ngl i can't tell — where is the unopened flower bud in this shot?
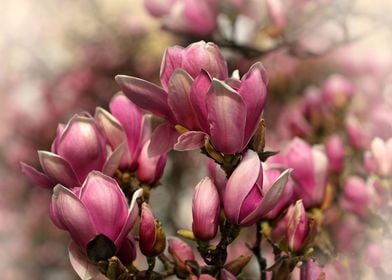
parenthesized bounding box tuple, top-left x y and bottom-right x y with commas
(192, 177, 220, 240)
(136, 140, 167, 184)
(341, 176, 372, 218)
(287, 200, 309, 252)
(168, 237, 195, 276)
(325, 134, 345, 174)
(139, 203, 166, 256)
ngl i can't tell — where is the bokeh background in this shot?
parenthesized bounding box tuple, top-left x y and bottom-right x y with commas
(1, 0, 391, 279)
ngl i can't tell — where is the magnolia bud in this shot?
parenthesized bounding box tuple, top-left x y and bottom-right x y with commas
(139, 203, 166, 256)
(287, 200, 309, 252)
(192, 177, 220, 240)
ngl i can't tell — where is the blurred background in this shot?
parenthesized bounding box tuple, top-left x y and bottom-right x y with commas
(1, 0, 391, 279)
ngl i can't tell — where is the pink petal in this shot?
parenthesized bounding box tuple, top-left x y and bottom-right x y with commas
(115, 188, 143, 247)
(174, 131, 206, 151)
(38, 151, 80, 188)
(109, 93, 143, 161)
(242, 168, 292, 225)
(160, 46, 184, 91)
(238, 62, 268, 145)
(80, 172, 128, 242)
(52, 185, 96, 248)
(224, 150, 260, 224)
(68, 242, 107, 280)
(148, 123, 180, 156)
(168, 69, 200, 130)
(116, 236, 137, 265)
(102, 143, 126, 176)
(207, 79, 247, 154)
(94, 107, 126, 149)
(56, 116, 107, 182)
(116, 75, 175, 122)
(20, 162, 54, 189)
(190, 70, 212, 132)
(137, 140, 167, 184)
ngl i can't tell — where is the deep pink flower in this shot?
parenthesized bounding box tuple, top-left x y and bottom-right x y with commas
(192, 177, 220, 240)
(322, 74, 354, 108)
(21, 114, 122, 189)
(50, 172, 142, 263)
(168, 237, 195, 275)
(223, 150, 291, 226)
(116, 41, 267, 156)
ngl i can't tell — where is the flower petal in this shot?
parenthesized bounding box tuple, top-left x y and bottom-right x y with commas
(190, 70, 212, 132)
(115, 75, 175, 122)
(20, 162, 54, 189)
(68, 242, 107, 280)
(168, 69, 201, 130)
(174, 131, 206, 151)
(52, 185, 96, 248)
(80, 172, 128, 242)
(238, 62, 268, 145)
(94, 107, 126, 149)
(38, 151, 80, 188)
(224, 150, 260, 224)
(160, 46, 184, 91)
(115, 188, 143, 247)
(109, 93, 144, 160)
(102, 143, 126, 176)
(207, 79, 247, 154)
(242, 168, 292, 225)
(148, 123, 180, 156)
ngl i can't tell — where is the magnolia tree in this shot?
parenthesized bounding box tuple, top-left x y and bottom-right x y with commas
(17, 0, 392, 280)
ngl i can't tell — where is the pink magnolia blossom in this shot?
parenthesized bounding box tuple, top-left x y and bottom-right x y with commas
(341, 176, 372, 218)
(21, 114, 122, 189)
(95, 94, 167, 184)
(50, 172, 142, 266)
(144, 0, 219, 37)
(282, 138, 328, 209)
(322, 74, 355, 108)
(116, 41, 268, 155)
(325, 134, 345, 174)
(192, 177, 220, 240)
(365, 137, 392, 177)
(223, 150, 291, 226)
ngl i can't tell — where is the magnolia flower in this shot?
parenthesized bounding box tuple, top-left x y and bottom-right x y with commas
(322, 74, 354, 108)
(341, 176, 372, 218)
(95, 94, 167, 183)
(50, 172, 142, 270)
(364, 137, 392, 177)
(144, 0, 219, 37)
(168, 237, 195, 277)
(325, 134, 345, 174)
(283, 138, 328, 209)
(223, 150, 291, 226)
(116, 41, 267, 156)
(192, 177, 220, 240)
(21, 114, 122, 189)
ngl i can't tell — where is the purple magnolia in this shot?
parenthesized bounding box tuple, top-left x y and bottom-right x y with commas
(21, 114, 122, 189)
(223, 150, 291, 226)
(116, 41, 267, 156)
(282, 138, 328, 209)
(192, 177, 220, 240)
(50, 172, 142, 265)
(95, 94, 167, 183)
